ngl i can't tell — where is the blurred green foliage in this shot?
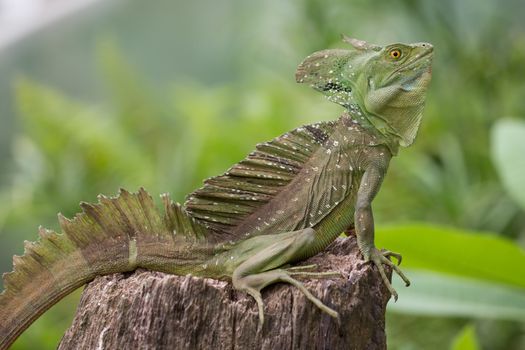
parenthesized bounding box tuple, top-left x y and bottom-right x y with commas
(491, 119, 525, 211)
(378, 225, 525, 289)
(451, 325, 480, 350)
(1, 0, 525, 349)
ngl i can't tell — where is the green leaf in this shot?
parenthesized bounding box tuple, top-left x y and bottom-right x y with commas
(376, 224, 525, 289)
(491, 118, 525, 211)
(451, 324, 480, 350)
(389, 270, 525, 322)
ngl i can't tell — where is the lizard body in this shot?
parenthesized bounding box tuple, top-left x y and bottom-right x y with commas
(0, 36, 433, 349)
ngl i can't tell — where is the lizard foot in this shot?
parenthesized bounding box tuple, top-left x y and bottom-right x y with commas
(231, 227, 340, 326)
(285, 264, 343, 278)
(284, 263, 318, 270)
(233, 269, 339, 326)
(368, 247, 410, 301)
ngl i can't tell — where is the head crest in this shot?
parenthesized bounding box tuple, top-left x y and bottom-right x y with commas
(341, 34, 381, 51)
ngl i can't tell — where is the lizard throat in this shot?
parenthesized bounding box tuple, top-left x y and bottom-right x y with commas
(342, 108, 400, 156)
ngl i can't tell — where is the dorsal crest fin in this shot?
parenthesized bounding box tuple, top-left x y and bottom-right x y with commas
(0, 188, 210, 349)
(183, 121, 337, 240)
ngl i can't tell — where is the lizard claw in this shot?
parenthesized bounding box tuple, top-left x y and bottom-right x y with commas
(380, 249, 402, 265)
(368, 247, 411, 300)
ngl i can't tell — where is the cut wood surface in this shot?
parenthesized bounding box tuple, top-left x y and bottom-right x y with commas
(59, 235, 391, 350)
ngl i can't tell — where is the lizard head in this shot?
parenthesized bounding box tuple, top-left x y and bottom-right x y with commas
(296, 36, 433, 147)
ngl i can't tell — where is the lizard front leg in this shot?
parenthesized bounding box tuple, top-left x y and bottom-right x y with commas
(355, 164, 411, 300)
(232, 228, 339, 326)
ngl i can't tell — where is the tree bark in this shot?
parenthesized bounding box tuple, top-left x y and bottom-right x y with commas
(59, 235, 391, 350)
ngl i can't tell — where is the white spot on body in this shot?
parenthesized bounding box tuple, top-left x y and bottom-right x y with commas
(128, 238, 138, 269)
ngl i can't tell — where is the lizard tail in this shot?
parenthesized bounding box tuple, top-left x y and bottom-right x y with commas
(0, 188, 206, 349)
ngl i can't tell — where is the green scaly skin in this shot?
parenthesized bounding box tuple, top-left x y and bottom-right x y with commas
(0, 36, 432, 348)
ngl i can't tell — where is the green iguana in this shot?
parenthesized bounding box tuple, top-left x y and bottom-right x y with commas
(0, 36, 433, 349)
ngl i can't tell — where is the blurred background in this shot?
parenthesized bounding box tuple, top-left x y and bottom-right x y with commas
(1, 0, 524, 349)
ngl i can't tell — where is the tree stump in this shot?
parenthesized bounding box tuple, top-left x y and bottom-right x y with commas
(59, 235, 391, 349)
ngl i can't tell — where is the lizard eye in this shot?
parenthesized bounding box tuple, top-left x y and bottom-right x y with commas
(389, 49, 402, 60)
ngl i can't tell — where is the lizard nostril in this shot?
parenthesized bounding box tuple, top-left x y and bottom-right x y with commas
(420, 43, 433, 51)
